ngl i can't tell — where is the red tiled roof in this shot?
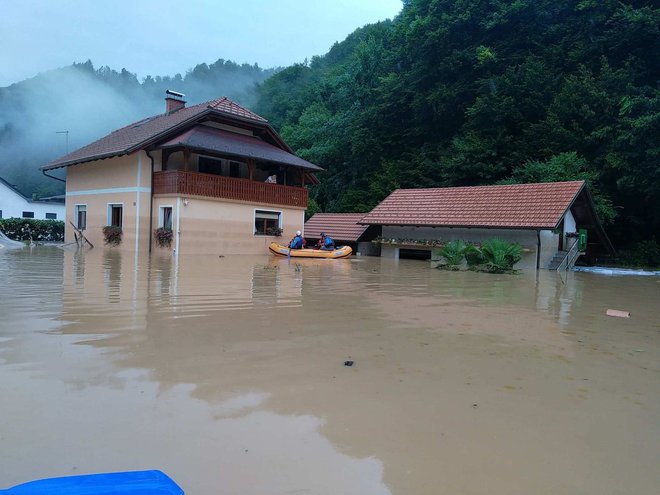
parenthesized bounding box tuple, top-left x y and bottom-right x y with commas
(42, 97, 271, 170)
(359, 181, 586, 229)
(159, 125, 322, 171)
(305, 213, 371, 242)
(207, 97, 267, 122)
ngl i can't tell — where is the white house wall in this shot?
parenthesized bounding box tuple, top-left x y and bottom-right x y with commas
(380, 225, 545, 270)
(0, 182, 65, 220)
(564, 209, 576, 235)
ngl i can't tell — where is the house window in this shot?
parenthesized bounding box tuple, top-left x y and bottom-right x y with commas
(22, 211, 34, 218)
(254, 210, 281, 236)
(108, 204, 123, 228)
(160, 206, 173, 230)
(198, 156, 223, 175)
(75, 205, 87, 230)
(46, 213, 57, 220)
(0, 210, 3, 219)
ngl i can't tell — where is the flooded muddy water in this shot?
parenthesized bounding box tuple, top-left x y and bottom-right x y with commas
(1, 246, 659, 494)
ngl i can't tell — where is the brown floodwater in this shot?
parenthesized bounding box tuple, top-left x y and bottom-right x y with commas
(0, 246, 659, 494)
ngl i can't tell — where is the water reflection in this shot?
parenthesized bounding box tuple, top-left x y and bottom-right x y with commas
(1, 247, 659, 495)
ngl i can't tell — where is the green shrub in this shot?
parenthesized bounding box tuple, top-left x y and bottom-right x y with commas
(617, 239, 660, 268)
(438, 240, 468, 268)
(478, 238, 523, 273)
(102, 226, 122, 246)
(0, 218, 64, 242)
(464, 244, 484, 267)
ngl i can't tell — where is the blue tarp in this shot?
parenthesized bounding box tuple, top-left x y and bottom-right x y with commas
(0, 470, 183, 495)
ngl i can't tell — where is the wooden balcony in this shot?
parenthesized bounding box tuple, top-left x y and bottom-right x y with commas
(153, 170, 308, 208)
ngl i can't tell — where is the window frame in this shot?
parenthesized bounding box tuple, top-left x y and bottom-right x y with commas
(254, 209, 282, 236)
(45, 212, 57, 220)
(22, 211, 35, 218)
(159, 205, 174, 230)
(74, 204, 87, 230)
(107, 203, 124, 228)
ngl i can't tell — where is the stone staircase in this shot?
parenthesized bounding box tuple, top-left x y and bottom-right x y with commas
(547, 250, 569, 270)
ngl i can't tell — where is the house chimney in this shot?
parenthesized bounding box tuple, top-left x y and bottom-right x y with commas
(165, 89, 186, 113)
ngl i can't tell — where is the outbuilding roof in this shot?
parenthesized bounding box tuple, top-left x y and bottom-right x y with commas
(41, 97, 288, 171)
(305, 213, 371, 242)
(360, 181, 586, 230)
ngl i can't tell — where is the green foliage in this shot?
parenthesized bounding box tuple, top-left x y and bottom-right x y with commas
(498, 152, 617, 224)
(256, 0, 660, 247)
(0, 218, 64, 242)
(153, 227, 173, 248)
(305, 197, 322, 220)
(102, 226, 122, 246)
(616, 239, 660, 268)
(438, 240, 468, 267)
(478, 238, 524, 273)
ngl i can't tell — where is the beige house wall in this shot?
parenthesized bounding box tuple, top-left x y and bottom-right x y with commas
(65, 152, 151, 251)
(65, 150, 306, 255)
(152, 195, 305, 256)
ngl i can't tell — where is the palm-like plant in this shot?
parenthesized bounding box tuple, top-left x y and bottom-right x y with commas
(439, 240, 468, 268)
(479, 238, 523, 273)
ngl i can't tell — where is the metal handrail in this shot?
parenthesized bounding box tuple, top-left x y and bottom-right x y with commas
(556, 237, 580, 271)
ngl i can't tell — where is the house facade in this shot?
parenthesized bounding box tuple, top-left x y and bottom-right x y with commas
(0, 177, 65, 221)
(359, 181, 614, 270)
(41, 93, 321, 255)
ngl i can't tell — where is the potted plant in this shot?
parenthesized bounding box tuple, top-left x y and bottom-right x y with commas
(154, 227, 174, 248)
(102, 226, 122, 246)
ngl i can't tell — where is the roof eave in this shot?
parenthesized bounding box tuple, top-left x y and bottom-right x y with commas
(357, 221, 555, 230)
(41, 107, 275, 171)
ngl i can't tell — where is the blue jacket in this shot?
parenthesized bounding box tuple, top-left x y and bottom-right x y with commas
(321, 236, 334, 248)
(289, 235, 304, 249)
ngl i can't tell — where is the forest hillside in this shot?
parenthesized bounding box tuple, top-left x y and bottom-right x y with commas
(255, 0, 659, 250)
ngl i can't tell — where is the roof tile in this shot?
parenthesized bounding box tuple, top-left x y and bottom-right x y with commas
(305, 213, 371, 242)
(43, 97, 269, 170)
(360, 182, 585, 229)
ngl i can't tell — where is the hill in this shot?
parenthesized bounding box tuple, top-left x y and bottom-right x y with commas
(255, 0, 659, 251)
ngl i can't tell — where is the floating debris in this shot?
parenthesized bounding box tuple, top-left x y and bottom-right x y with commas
(606, 309, 630, 318)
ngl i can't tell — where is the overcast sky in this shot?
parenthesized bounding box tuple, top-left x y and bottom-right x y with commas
(0, 0, 402, 87)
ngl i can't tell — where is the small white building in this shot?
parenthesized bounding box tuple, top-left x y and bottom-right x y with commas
(0, 177, 65, 221)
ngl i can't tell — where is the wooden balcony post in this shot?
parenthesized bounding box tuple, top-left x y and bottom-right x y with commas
(247, 159, 255, 181)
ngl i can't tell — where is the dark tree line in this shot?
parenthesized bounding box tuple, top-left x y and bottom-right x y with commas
(256, 0, 659, 250)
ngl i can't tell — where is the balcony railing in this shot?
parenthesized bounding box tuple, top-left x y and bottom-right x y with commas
(153, 170, 308, 208)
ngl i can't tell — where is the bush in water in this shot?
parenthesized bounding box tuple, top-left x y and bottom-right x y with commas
(0, 218, 64, 242)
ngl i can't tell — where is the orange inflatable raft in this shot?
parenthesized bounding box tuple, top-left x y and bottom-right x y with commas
(268, 242, 352, 259)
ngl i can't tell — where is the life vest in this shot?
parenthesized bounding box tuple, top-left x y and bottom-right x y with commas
(289, 235, 303, 249)
(324, 236, 334, 247)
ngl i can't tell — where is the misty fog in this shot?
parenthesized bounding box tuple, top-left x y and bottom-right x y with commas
(0, 60, 274, 197)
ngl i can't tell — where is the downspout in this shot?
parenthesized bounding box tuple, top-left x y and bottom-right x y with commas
(145, 150, 155, 253)
(42, 169, 66, 183)
(536, 230, 541, 270)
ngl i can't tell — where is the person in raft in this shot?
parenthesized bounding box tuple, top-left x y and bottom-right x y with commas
(289, 230, 305, 249)
(316, 232, 335, 251)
